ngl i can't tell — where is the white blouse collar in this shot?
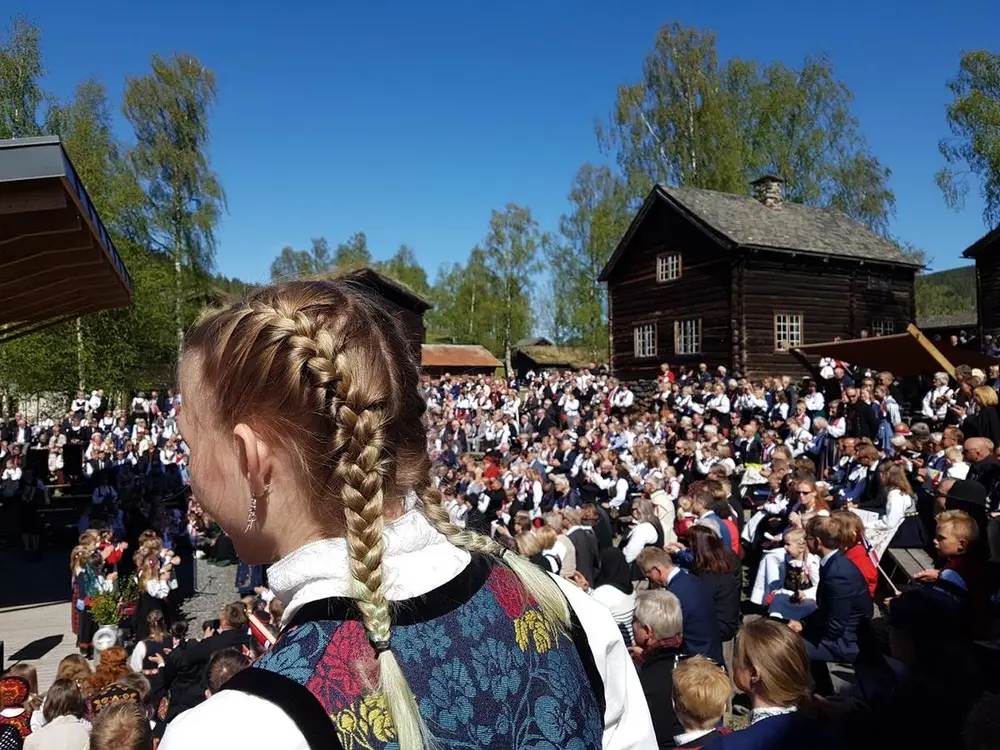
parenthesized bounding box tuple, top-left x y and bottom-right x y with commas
(267, 507, 471, 625)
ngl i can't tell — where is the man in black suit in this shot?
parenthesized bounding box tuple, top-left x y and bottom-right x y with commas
(637, 547, 724, 665)
(789, 516, 871, 675)
(157, 601, 250, 721)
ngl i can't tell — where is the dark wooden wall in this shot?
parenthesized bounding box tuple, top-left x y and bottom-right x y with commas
(741, 253, 915, 378)
(607, 201, 733, 381)
(977, 256, 1000, 335)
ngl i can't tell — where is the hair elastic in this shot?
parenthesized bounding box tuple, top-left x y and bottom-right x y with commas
(369, 638, 392, 655)
(496, 546, 508, 560)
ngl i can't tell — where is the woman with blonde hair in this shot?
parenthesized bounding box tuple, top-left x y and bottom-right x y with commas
(159, 280, 654, 749)
(713, 619, 827, 748)
(960, 384, 1000, 445)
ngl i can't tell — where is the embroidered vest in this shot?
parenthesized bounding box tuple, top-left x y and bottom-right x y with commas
(235, 555, 604, 750)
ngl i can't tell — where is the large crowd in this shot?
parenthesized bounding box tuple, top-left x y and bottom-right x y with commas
(4, 348, 1000, 749)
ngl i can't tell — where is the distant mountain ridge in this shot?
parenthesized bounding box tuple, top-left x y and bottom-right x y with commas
(916, 265, 977, 319)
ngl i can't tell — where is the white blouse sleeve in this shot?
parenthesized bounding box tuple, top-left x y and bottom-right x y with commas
(623, 523, 658, 564)
(146, 579, 171, 599)
(129, 641, 147, 673)
(869, 489, 912, 530)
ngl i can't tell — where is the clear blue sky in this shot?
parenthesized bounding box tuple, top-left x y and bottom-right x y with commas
(21, 0, 999, 283)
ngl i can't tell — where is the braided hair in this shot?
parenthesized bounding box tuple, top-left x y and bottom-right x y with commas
(184, 279, 569, 750)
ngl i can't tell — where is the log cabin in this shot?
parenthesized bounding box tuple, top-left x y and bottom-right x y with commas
(599, 177, 920, 381)
(962, 225, 1000, 339)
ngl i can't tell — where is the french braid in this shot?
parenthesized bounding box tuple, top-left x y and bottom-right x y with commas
(183, 279, 570, 750)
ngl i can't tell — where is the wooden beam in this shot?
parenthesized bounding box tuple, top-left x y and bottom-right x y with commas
(2, 272, 121, 308)
(907, 323, 956, 378)
(0, 255, 105, 294)
(0, 182, 67, 214)
(0, 307, 106, 344)
(0, 208, 79, 242)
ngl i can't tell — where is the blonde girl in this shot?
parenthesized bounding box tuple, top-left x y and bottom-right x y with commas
(159, 280, 654, 750)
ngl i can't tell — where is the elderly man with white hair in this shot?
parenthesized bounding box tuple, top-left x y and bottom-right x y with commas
(921, 371, 954, 426)
(631, 589, 689, 748)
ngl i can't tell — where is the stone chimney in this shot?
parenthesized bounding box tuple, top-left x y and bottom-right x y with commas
(751, 175, 785, 207)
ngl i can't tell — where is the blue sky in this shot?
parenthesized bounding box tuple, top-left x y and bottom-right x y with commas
(19, 0, 999, 283)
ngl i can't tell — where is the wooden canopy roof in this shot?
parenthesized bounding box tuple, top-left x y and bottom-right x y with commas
(0, 137, 132, 343)
(791, 324, 997, 378)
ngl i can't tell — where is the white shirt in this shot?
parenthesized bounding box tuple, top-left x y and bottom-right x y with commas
(161, 510, 657, 750)
(622, 522, 659, 564)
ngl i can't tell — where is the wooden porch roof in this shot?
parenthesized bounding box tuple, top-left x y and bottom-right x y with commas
(0, 137, 132, 344)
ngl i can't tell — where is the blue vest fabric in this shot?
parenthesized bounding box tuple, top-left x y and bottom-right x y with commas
(253, 556, 604, 750)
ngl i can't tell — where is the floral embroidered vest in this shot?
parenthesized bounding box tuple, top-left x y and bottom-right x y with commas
(240, 555, 604, 750)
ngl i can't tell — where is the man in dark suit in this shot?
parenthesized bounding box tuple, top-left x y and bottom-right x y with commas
(789, 516, 871, 667)
(157, 601, 250, 721)
(637, 547, 724, 665)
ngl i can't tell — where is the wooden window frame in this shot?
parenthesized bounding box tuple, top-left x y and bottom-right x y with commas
(774, 312, 804, 352)
(674, 318, 702, 356)
(656, 252, 682, 283)
(871, 318, 895, 337)
(633, 322, 657, 359)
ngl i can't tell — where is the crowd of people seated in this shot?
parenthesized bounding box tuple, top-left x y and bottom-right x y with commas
(418, 361, 1000, 747)
(7, 354, 1000, 748)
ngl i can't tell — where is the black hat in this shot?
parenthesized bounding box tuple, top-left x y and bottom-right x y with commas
(945, 479, 988, 508)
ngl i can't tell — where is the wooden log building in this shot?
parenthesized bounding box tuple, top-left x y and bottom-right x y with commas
(599, 177, 920, 381)
(421, 344, 502, 378)
(962, 225, 1000, 339)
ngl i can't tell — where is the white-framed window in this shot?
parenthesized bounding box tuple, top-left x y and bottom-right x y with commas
(633, 323, 657, 358)
(657, 253, 682, 282)
(774, 313, 803, 351)
(872, 318, 895, 337)
(675, 318, 702, 355)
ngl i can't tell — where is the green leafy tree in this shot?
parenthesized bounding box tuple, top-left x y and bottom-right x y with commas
(333, 232, 371, 271)
(270, 238, 333, 280)
(123, 52, 226, 355)
(937, 50, 1000, 228)
(548, 164, 632, 356)
(599, 22, 895, 234)
(0, 16, 44, 138)
(428, 248, 502, 351)
(374, 245, 431, 297)
(482, 205, 544, 373)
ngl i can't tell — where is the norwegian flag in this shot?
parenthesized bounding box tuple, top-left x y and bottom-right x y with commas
(862, 533, 880, 566)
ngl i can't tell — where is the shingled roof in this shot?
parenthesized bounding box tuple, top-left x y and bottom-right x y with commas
(599, 184, 920, 281)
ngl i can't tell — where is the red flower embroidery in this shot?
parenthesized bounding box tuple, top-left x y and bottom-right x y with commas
(305, 621, 377, 712)
(488, 567, 528, 618)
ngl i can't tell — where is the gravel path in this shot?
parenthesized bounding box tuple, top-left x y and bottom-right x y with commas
(180, 557, 238, 626)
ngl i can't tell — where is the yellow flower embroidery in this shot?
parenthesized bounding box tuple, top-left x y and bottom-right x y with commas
(514, 608, 555, 654)
(360, 693, 396, 742)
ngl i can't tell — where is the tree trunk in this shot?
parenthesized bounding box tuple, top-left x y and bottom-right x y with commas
(503, 282, 513, 377)
(174, 241, 184, 358)
(76, 317, 85, 391)
(468, 286, 476, 337)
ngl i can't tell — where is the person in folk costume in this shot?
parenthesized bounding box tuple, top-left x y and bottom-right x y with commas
(74, 548, 114, 658)
(160, 280, 656, 750)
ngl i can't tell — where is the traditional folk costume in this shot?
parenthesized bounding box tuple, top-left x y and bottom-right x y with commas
(160, 510, 655, 750)
(0, 677, 32, 740)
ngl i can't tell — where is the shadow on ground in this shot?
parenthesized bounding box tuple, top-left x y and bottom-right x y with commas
(8, 634, 64, 662)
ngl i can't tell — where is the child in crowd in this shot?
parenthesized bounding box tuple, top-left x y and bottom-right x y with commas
(670, 655, 734, 749)
(915, 509, 989, 634)
(89, 701, 152, 750)
(831, 510, 877, 598)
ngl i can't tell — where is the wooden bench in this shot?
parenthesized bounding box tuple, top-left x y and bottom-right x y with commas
(883, 547, 935, 587)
